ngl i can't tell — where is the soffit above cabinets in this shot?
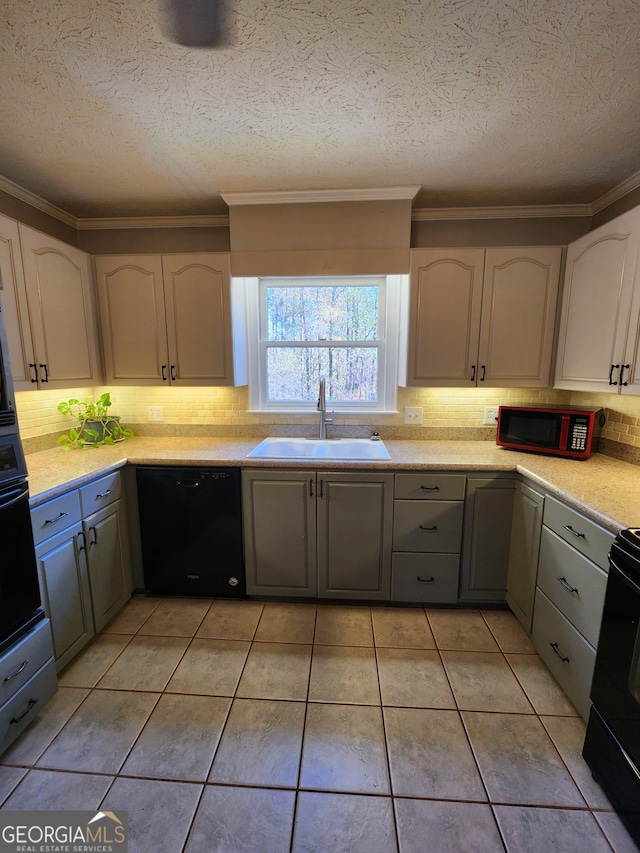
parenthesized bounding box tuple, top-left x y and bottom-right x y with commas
(1, 0, 640, 220)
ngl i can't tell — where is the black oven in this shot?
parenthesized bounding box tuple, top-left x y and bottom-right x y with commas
(0, 293, 43, 651)
(0, 298, 19, 437)
(583, 528, 640, 847)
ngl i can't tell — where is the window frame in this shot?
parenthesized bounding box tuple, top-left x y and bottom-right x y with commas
(242, 274, 404, 414)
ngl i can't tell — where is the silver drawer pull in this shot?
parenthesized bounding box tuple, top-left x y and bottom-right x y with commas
(550, 642, 570, 663)
(420, 485, 440, 491)
(4, 660, 29, 682)
(419, 525, 438, 532)
(563, 524, 585, 539)
(10, 697, 38, 725)
(95, 489, 112, 499)
(417, 576, 436, 584)
(557, 576, 579, 594)
(44, 511, 68, 526)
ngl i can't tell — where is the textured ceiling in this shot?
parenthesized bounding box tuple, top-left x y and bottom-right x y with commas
(1, 0, 639, 218)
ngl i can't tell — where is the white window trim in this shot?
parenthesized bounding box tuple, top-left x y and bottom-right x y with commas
(240, 274, 405, 414)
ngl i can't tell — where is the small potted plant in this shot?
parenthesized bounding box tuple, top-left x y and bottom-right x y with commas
(57, 392, 134, 449)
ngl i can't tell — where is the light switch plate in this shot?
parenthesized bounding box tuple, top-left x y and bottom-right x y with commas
(483, 406, 500, 426)
(148, 406, 164, 422)
(404, 406, 423, 425)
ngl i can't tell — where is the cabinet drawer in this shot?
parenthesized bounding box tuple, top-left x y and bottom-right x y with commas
(0, 658, 57, 754)
(0, 619, 54, 706)
(532, 589, 596, 720)
(393, 500, 464, 552)
(31, 491, 81, 546)
(391, 553, 459, 603)
(543, 496, 615, 570)
(537, 527, 607, 647)
(394, 473, 466, 501)
(79, 470, 122, 515)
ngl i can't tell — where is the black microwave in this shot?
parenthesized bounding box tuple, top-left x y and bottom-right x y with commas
(496, 405, 604, 460)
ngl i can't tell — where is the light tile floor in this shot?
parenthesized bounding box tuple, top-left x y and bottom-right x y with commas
(0, 597, 637, 853)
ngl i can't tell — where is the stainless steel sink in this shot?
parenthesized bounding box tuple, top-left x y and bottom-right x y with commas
(247, 436, 391, 460)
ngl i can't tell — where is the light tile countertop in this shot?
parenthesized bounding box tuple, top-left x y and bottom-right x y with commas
(24, 436, 640, 533)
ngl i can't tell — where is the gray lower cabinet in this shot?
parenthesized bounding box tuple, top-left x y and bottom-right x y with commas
(506, 480, 545, 632)
(391, 473, 465, 603)
(79, 472, 133, 633)
(32, 492, 93, 671)
(531, 495, 615, 720)
(0, 619, 57, 754)
(459, 475, 516, 603)
(242, 469, 394, 599)
(31, 471, 133, 670)
(242, 469, 317, 596)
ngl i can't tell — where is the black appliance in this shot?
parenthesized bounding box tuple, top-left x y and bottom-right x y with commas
(0, 296, 43, 651)
(496, 405, 603, 460)
(136, 466, 245, 597)
(583, 528, 640, 847)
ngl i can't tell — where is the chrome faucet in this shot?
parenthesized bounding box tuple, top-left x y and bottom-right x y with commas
(317, 376, 334, 439)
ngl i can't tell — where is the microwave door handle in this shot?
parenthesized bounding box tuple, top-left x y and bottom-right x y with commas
(558, 414, 570, 451)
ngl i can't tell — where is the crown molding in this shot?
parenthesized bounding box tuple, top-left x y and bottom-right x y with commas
(76, 214, 229, 230)
(220, 186, 422, 206)
(0, 174, 78, 227)
(591, 168, 640, 214)
(411, 204, 592, 221)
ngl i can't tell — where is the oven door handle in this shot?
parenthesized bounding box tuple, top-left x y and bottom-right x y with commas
(0, 482, 29, 510)
(609, 555, 640, 596)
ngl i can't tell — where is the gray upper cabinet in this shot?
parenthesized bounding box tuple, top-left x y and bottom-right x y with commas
(405, 247, 561, 388)
(95, 252, 240, 386)
(459, 475, 516, 602)
(0, 216, 101, 390)
(554, 206, 640, 395)
(242, 469, 393, 600)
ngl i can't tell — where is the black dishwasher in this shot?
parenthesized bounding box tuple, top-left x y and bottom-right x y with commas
(136, 467, 245, 597)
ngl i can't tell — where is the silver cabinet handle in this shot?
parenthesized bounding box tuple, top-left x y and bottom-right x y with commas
(557, 576, 579, 594)
(550, 642, 570, 663)
(4, 660, 29, 682)
(563, 524, 585, 539)
(95, 489, 112, 499)
(419, 525, 438, 531)
(44, 511, 68, 526)
(420, 485, 440, 492)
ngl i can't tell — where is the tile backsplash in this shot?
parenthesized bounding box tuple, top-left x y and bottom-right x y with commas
(16, 384, 640, 460)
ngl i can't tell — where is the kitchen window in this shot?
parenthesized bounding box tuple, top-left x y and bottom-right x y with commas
(243, 275, 405, 413)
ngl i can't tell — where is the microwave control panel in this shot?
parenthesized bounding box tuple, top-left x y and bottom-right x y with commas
(569, 415, 590, 452)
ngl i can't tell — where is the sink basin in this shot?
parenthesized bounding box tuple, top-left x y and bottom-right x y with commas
(247, 436, 391, 460)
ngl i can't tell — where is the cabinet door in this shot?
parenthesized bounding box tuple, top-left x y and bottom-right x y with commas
(19, 225, 100, 388)
(317, 472, 394, 600)
(34, 523, 94, 671)
(84, 499, 133, 633)
(621, 259, 640, 395)
(406, 248, 485, 386)
(162, 253, 234, 385)
(0, 215, 36, 389)
(554, 207, 640, 393)
(242, 470, 317, 596)
(459, 476, 515, 602)
(506, 480, 545, 632)
(95, 254, 168, 384)
(479, 248, 561, 387)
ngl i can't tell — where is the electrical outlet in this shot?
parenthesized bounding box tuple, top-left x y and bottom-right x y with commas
(404, 406, 423, 425)
(483, 406, 500, 426)
(148, 406, 164, 422)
